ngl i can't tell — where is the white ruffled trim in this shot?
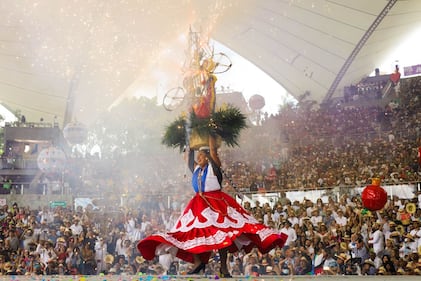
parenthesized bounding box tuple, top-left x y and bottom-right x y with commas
(170, 206, 259, 232)
(155, 227, 277, 254)
(154, 206, 280, 254)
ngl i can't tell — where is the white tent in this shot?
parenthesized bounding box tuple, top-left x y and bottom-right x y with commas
(1, 0, 420, 126)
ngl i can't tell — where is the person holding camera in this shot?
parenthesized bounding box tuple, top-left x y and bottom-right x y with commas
(350, 235, 369, 268)
(279, 247, 295, 275)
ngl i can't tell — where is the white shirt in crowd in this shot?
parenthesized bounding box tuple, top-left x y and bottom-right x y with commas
(288, 216, 299, 227)
(334, 212, 348, 227)
(368, 229, 384, 255)
(310, 215, 322, 226)
(409, 226, 421, 251)
(280, 225, 297, 246)
(70, 221, 83, 236)
(95, 238, 108, 274)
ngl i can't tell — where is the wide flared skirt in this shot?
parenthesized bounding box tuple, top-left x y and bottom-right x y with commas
(137, 190, 287, 264)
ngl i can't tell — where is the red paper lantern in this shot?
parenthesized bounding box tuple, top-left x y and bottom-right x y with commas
(361, 178, 388, 211)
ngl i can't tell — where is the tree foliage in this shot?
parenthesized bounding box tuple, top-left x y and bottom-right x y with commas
(86, 96, 177, 159)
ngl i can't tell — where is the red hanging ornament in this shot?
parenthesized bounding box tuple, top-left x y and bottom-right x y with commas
(361, 178, 388, 211)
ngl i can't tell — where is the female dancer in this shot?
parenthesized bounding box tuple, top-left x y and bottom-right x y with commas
(137, 136, 287, 277)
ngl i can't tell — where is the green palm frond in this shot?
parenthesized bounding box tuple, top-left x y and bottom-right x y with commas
(161, 116, 187, 152)
(162, 105, 247, 151)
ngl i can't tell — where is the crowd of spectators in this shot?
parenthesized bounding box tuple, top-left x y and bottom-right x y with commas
(222, 76, 421, 192)
(0, 190, 420, 276)
(0, 76, 421, 277)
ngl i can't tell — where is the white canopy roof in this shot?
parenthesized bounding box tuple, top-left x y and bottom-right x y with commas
(1, 0, 420, 126)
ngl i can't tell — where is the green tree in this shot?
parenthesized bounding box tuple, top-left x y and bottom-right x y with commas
(87, 96, 177, 158)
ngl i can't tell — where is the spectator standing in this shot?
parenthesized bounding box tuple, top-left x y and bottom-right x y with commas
(287, 209, 299, 227)
(115, 231, 127, 258)
(399, 234, 417, 258)
(368, 223, 385, 256)
(323, 209, 335, 228)
(390, 65, 401, 91)
(5, 229, 19, 252)
(37, 240, 57, 269)
(351, 235, 369, 267)
(279, 247, 295, 275)
(81, 242, 96, 275)
(70, 218, 83, 236)
(95, 237, 108, 274)
(310, 209, 323, 226)
(409, 221, 420, 248)
(280, 221, 297, 246)
(335, 209, 348, 227)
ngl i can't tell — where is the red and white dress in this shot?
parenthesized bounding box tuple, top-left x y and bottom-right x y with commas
(137, 163, 287, 264)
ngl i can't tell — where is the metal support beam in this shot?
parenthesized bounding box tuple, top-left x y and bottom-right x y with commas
(63, 70, 80, 126)
(323, 0, 398, 103)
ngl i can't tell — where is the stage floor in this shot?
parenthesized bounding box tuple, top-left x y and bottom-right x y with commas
(5, 275, 418, 281)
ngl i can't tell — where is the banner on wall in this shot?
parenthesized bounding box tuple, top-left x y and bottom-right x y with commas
(403, 64, 421, 76)
(236, 184, 417, 205)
